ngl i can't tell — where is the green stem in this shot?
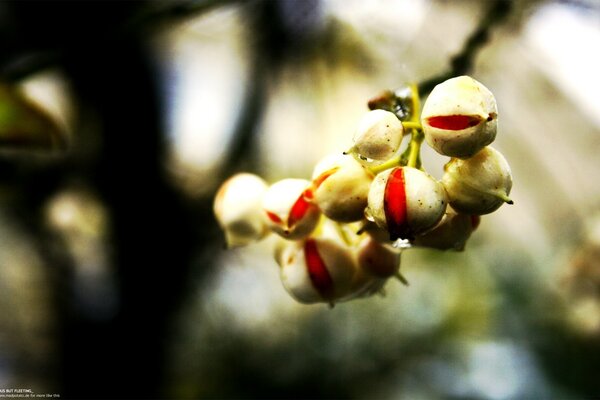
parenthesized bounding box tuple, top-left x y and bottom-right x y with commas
(406, 84, 423, 169)
(368, 155, 402, 175)
(406, 132, 423, 169)
(401, 121, 422, 131)
(409, 83, 421, 120)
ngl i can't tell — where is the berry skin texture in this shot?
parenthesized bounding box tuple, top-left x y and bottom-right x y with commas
(366, 167, 448, 241)
(352, 109, 405, 161)
(309, 153, 374, 222)
(262, 178, 321, 240)
(442, 146, 513, 215)
(213, 173, 270, 247)
(421, 76, 497, 159)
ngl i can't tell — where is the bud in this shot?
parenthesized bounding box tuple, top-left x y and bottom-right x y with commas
(213, 173, 269, 247)
(442, 146, 513, 215)
(275, 236, 358, 305)
(412, 207, 480, 251)
(351, 109, 405, 161)
(366, 167, 447, 240)
(421, 76, 497, 159)
(308, 153, 374, 222)
(262, 178, 321, 240)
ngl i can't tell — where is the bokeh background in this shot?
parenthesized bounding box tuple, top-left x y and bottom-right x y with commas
(1, 0, 600, 398)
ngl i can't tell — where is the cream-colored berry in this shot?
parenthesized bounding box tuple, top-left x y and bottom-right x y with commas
(276, 236, 358, 305)
(262, 178, 321, 240)
(442, 146, 513, 215)
(352, 109, 405, 161)
(309, 153, 374, 222)
(421, 76, 497, 159)
(366, 167, 447, 240)
(213, 173, 269, 247)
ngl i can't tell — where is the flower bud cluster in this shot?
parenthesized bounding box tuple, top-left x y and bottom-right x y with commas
(213, 76, 513, 306)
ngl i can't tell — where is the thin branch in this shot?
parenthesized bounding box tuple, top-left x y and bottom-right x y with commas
(418, 0, 512, 95)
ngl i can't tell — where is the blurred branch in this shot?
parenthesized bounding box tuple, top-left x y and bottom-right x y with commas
(0, 0, 237, 83)
(368, 0, 512, 119)
(418, 0, 512, 95)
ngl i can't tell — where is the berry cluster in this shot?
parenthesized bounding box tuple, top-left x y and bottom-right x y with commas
(213, 76, 513, 306)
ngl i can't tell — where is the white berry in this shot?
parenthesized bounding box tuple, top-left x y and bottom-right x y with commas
(262, 178, 321, 240)
(276, 236, 358, 305)
(366, 167, 447, 240)
(442, 146, 513, 215)
(213, 173, 269, 247)
(309, 153, 374, 222)
(421, 76, 497, 159)
(352, 109, 405, 161)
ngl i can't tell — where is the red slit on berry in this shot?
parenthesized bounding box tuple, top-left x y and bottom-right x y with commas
(288, 194, 312, 228)
(266, 211, 282, 224)
(426, 115, 483, 130)
(305, 167, 339, 200)
(384, 168, 409, 240)
(313, 167, 339, 189)
(304, 239, 334, 299)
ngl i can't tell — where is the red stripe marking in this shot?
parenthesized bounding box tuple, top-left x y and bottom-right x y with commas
(384, 167, 409, 240)
(313, 167, 339, 189)
(288, 193, 312, 228)
(266, 211, 282, 224)
(304, 239, 334, 299)
(305, 167, 340, 201)
(427, 115, 483, 130)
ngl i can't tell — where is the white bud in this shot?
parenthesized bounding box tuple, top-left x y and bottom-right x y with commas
(442, 146, 513, 215)
(366, 167, 447, 240)
(262, 178, 321, 240)
(421, 76, 497, 159)
(213, 173, 269, 247)
(352, 109, 404, 161)
(309, 153, 374, 222)
(412, 207, 480, 251)
(276, 236, 358, 305)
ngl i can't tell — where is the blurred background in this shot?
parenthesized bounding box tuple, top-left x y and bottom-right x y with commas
(1, 0, 599, 398)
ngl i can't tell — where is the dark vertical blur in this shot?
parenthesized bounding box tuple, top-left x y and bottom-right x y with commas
(0, 0, 332, 397)
(1, 1, 200, 398)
